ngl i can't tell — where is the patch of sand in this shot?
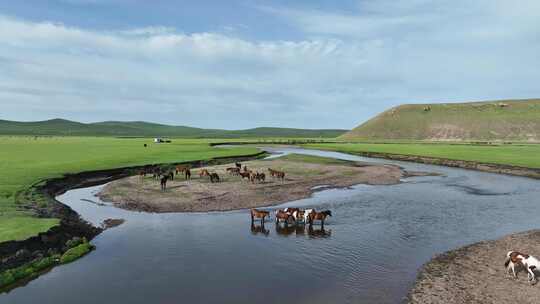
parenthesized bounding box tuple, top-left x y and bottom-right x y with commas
(409, 230, 540, 304)
(97, 157, 415, 213)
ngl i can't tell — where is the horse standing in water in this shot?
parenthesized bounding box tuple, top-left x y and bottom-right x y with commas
(275, 210, 295, 226)
(160, 175, 169, 191)
(250, 209, 270, 224)
(307, 210, 332, 227)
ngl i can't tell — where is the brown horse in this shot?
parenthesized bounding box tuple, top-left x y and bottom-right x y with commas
(308, 210, 332, 227)
(250, 209, 270, 224)
(239, 171, 251, 180)
(275, 210, 294, 225)
(176, 165, 189, 175)
(268, 168, 285, 181)
(226, 167, 240, 175)
(199, 169, 210, 178)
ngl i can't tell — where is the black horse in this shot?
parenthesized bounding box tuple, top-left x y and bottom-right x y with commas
(210, 173, 220, 183)
(160, 175, 169, 191)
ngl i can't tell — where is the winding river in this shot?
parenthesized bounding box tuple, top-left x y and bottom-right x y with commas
(3, 147, 540, 304)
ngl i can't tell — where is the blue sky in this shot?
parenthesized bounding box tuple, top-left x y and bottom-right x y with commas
(1, 0, 539, 129)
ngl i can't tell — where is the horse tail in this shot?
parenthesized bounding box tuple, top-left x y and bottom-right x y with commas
(504, 251, 513, 268)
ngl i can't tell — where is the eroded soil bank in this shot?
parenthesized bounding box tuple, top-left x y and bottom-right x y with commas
(98, 154, 427, 213)
(409, 230, 540, 304)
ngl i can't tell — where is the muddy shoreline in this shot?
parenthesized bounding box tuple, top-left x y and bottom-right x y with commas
(409, 229, 540, 304)
(0, 151, 267, 274)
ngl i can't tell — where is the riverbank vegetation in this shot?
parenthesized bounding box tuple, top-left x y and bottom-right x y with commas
(302, 142, 540, 169)
(0, 237, 94, 290)
(0, 136, 259, 243)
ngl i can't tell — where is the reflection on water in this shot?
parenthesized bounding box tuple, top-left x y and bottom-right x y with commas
(251, 223, 270, 236)
(3, 147, 540, 304)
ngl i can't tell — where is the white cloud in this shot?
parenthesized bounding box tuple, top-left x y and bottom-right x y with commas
(0, 0, 539, 129)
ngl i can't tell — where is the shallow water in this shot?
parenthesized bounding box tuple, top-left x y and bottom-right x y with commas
(3, 147, 540, 304)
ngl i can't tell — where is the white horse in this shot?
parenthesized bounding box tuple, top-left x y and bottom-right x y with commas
(303, 209, 314, 223)
(505, 251, 540, 283)
(505, 251, 525, 278)
(522, 254, 540, 283)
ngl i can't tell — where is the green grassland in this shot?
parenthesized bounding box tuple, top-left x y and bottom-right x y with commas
(303, 143, 540, 169)
(341, 99, 540, 141)
(0, 119, 347, 138)
(0, 137, 259, 243)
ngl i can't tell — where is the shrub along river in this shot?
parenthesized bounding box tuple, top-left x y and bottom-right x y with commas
(2, 147, 540, 304)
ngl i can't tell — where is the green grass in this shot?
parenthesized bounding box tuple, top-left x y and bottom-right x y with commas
(342, 98, 540, 141)
(0, 254, 60, 288)
(303, 143, 540, 169)
(0, 136, 259, 242)
(60, 241, 94, 264)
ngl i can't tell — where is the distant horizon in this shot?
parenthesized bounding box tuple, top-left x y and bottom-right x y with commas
(1, 1, 539, 129)
(0, 117, 350, 132)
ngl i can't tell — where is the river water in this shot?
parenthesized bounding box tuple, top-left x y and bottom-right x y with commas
(2, 147, 540, 304)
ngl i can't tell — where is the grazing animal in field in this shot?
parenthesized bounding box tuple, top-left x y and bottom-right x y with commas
(236, 162, 242, 169)
(226, 167, 240, 176)
(506, 251, 540, 283)
(275, 210, 294, 225)
(210, 173, 220, 183)
(250, 209, 270, 224)
(199, 169, 210, 178)
(268, 168, 285, 181)
(185, 168, 191, 180)
(160, 175, 169, 191)
(308, 210, 332, 227)
(175, 165, 189, 175)
(239, 172, 251, 180)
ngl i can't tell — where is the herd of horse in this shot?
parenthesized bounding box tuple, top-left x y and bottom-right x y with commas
(250, 207, 332, 227)
(137, 162, 287, 191)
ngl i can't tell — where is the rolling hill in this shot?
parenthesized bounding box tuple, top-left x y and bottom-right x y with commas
(0, 119, 347, 138)
(341, 99, 540, 142)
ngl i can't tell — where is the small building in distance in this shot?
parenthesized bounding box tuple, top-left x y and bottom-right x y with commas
(154, 137, 171, 143)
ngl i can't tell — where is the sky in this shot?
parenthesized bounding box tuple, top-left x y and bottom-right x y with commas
(0, 0, 539, 129)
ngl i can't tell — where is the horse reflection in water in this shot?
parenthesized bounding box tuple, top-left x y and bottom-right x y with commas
(250, 222, 270, 236)
(308, 225, 332, 238)
(274, 223, 331, 238)
(276, 223, 306, 237)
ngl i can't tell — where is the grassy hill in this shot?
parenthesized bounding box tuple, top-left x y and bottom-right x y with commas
(0, 119, 347, 138)
(341, 99, 540, 142)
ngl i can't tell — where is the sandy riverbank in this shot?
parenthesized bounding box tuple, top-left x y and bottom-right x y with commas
(409, 229, 540, 304)
(97, 154, 427, 213)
